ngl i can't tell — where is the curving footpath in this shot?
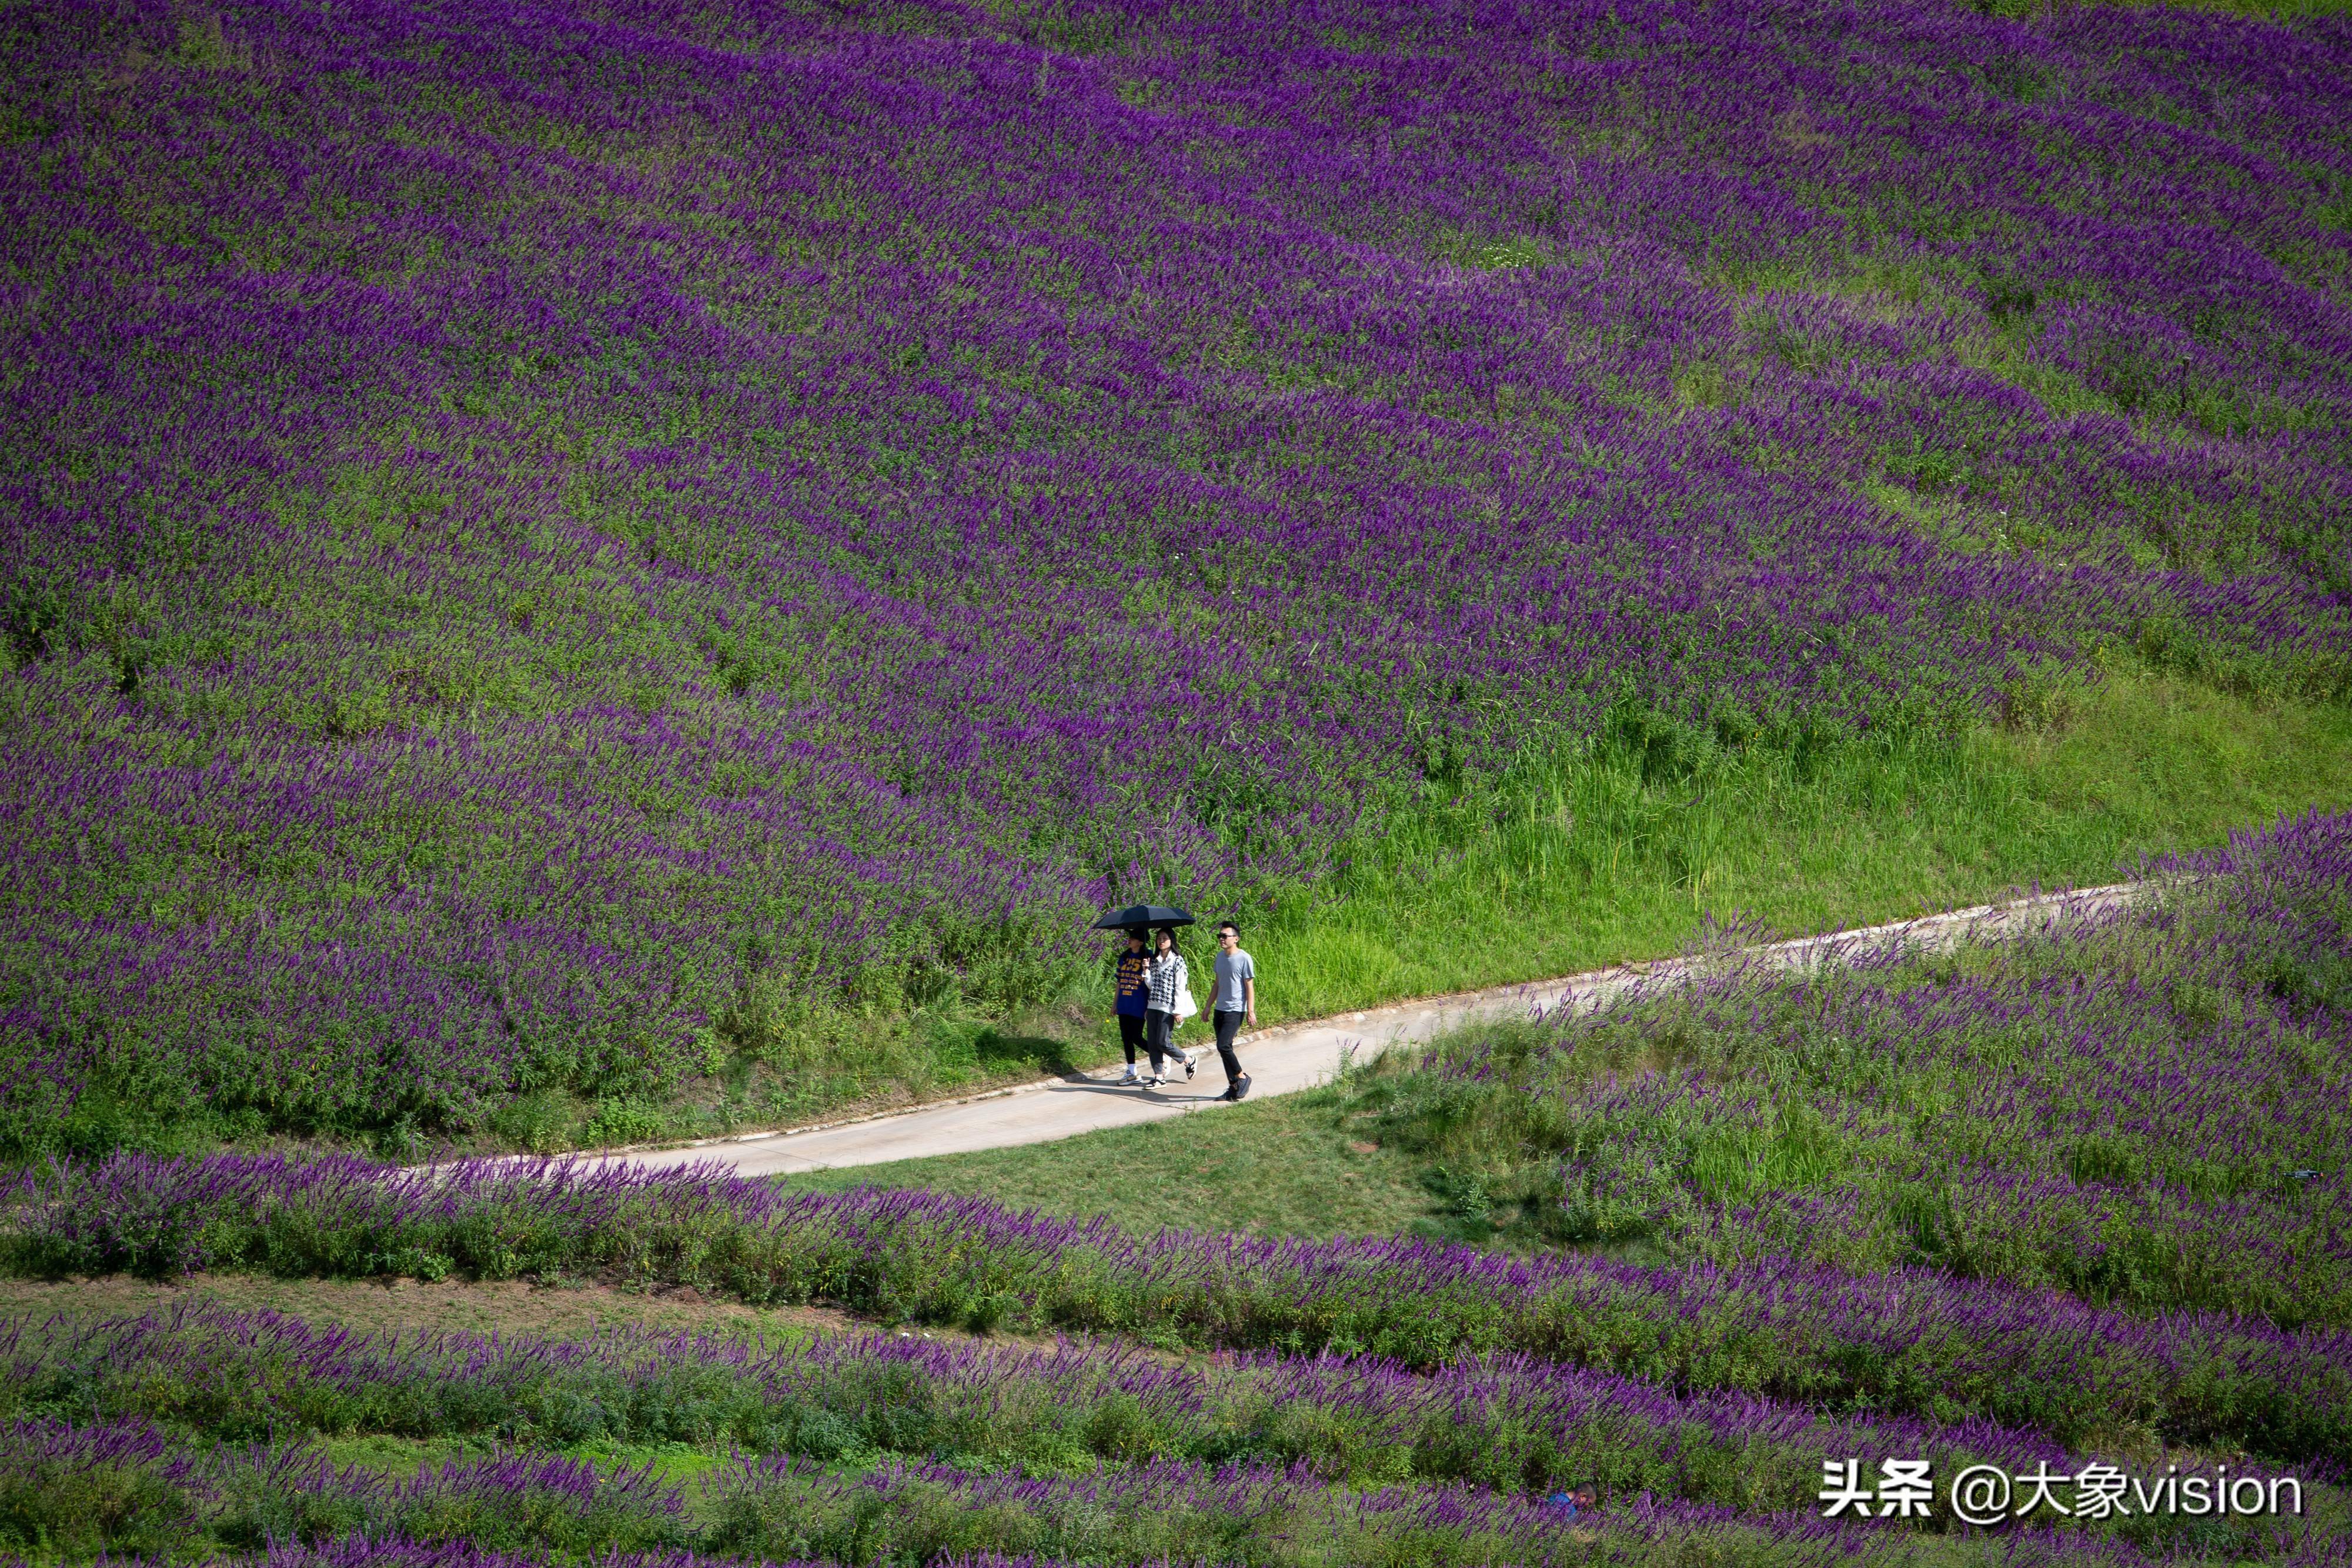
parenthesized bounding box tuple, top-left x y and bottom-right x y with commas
(592, 882, 2150, 1180)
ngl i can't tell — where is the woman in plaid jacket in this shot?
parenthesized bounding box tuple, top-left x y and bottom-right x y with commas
(1140, 927, 1198, 1086)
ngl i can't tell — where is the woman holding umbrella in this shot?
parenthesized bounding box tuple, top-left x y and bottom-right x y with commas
(1111, 928, 1152, 1085)
(1094, 905, 1198, 1087)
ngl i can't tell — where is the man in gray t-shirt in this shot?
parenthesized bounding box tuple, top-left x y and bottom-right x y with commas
(1208, 921, 1255, 1100)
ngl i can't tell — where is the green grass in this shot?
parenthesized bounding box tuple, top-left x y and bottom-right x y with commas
(1241, 668, 2352, 1024)
(0, 1272, 846, 1345)
(773, 1085, 1442, 1240)
(770, 671, 2352, 1234)
(312, 1433, 796, 1505)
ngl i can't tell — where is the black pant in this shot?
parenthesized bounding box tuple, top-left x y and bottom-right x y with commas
(1144, 1009, 1182, 1074)
(1212, 1009, 1245, 1082)
(1117, 1013, 1147, 1064)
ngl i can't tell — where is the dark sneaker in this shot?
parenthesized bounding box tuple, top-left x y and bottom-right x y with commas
(1224, 1075, 1251, 1101)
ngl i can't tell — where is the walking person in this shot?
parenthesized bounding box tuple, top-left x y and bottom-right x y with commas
(1141, 926, 1198, 1086)
(1111, 930, 1152, 1085)
(1207, 920, 1255, 1100)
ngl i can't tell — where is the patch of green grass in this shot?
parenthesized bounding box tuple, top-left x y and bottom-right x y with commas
(1242, 670, 2352, 1025)
(320, 1432, 489, 1474)
(192, 1432, 743, 1534)
(759, 1080, 1634, 1259)
(0, 1273, 841, 1345)
(774, 1085, 1442, 1239)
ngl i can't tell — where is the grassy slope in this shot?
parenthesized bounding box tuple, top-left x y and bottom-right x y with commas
(769, 1084, 1438, 1241)
(674, 668, 2352, 1149)
(1252, 669, 2352, 1022)
(771, 738, 2352, 1316)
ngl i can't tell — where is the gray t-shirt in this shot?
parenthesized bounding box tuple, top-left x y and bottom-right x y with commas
(1212, 948, 1255, 1012)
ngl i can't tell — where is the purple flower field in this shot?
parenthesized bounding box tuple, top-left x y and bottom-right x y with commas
(0, 1296, 2082, 1498)
(3, 0, 2351, 1145)
(0, 1312, 2340, 1565)
(11, 1132, 2351, 1462)
(7, 788, 2347, 1564)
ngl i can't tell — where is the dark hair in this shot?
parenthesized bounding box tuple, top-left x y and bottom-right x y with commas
(1217, 921, 1239, 936)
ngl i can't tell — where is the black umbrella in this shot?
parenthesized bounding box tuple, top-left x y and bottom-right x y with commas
(1091, 904, 1194, 932)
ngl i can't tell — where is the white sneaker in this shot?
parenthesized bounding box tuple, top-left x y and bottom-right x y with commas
(1181, 1049, 1198, 1080)
(1117, 1065, 1140, 1084)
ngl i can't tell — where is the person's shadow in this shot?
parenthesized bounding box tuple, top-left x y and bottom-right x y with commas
(975, 1028, 1218, 1099)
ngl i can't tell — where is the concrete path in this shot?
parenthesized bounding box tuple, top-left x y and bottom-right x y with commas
(593, 882, 2149, 1180)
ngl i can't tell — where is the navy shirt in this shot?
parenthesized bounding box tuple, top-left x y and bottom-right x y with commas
(1114, 950, 1150, 1017)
